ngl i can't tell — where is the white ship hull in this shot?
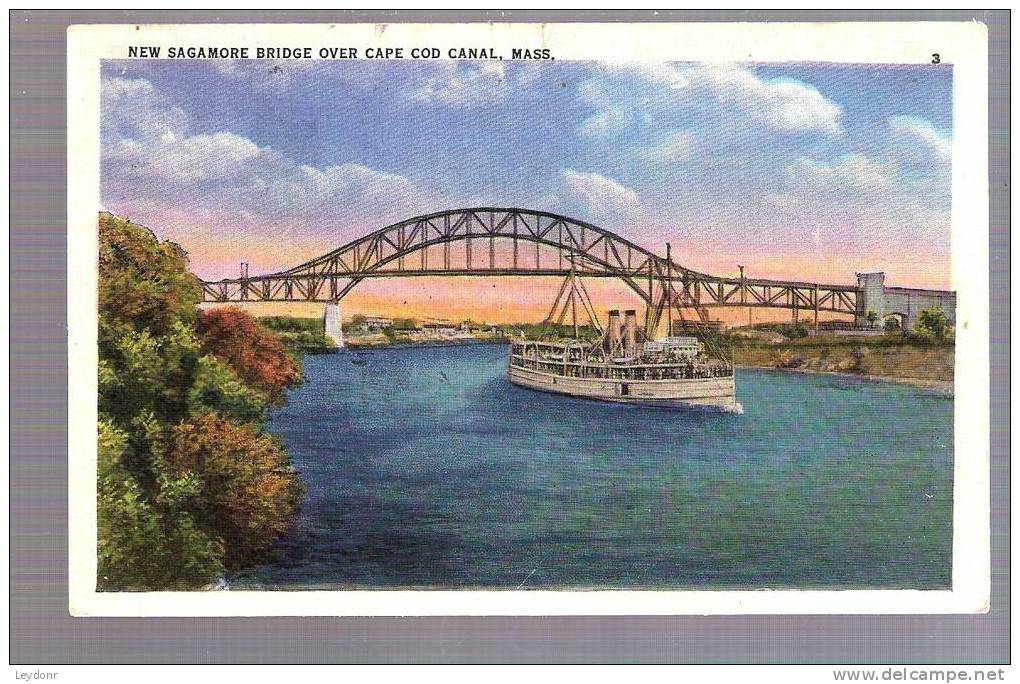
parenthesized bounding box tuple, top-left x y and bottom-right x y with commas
(508, 363, 736, 410)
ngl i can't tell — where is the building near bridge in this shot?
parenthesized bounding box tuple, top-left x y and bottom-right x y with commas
(855, 272, 956, 330)
(362, 316, 394, 331)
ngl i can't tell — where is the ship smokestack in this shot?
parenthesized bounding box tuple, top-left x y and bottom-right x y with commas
(607, 309, 621, 353)
(623, 309, 637, 357)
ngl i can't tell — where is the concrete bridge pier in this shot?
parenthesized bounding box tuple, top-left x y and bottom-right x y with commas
(324, 302, 344, 349)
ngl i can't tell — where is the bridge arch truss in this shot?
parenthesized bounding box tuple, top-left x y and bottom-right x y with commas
(200, 207, 862, 331)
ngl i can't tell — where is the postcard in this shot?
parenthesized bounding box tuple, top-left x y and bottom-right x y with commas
(67, 21, 990, 615)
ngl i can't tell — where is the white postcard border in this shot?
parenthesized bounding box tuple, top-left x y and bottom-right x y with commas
(67, 21, 990, 616)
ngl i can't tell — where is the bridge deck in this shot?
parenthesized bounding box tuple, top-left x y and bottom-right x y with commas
(199, 207, 862, 320)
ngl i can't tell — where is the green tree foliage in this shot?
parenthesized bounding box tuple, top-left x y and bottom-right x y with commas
(390, 318, 418, 330)
(507, 321, 601, 341)
(255, 316, 332, 353)
(99, 212, 201, 341)
(96, 213, 303, 590)
(187, 355, 266, 423)
(913, 307, 951, 341)
(747, 322, 809, 339)
(97, 419, 223, 590)
(257, 316, 322, 333)
(788, 322, 809, 339)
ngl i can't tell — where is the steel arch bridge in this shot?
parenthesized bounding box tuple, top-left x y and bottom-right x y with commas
(200, 207, 861, 334)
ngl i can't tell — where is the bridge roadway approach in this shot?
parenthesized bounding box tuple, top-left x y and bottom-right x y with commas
(200, 207, 955, 337)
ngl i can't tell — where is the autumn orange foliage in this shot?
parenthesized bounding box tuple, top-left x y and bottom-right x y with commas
(197, 307, 300, 401)
(168, 413, 303, 569)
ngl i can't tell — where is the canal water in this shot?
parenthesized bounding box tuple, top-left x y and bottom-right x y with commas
(232, 343, 953, 590)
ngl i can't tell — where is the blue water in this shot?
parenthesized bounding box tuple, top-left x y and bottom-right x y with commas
(233, 343, 953, 590)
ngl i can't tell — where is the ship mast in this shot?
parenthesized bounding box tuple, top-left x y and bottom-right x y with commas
(666, 243, 673, 338)
(570, 254, 578, 339)
(543, 250, 603, 337)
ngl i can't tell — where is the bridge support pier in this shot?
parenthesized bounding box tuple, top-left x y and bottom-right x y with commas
(324, 302, 344, 349)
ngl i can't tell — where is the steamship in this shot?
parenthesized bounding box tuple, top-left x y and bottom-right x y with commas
(508, 308, 737, 410)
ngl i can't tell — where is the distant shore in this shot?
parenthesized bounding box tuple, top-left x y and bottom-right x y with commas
(736, 363, 954, 396)
(262, 313, 954, 397)
(340, 335, 954, 396)
(344, 337, 507, 351)
(727, 334, 954, 396)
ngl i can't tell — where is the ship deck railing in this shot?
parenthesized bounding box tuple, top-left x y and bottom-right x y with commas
(510, 354, 733, 380)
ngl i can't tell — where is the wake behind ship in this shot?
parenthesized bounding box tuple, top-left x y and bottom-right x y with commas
(508, 309, 736, 410)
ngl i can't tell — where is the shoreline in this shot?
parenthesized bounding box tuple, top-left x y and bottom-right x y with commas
(335, 337, 954, 396)
(343, 337, 507, 351)
(736, 363, 954, 396)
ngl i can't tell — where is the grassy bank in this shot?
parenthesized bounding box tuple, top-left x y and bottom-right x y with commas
(257, 316, 337, 354)
(724, 332, 954, 392)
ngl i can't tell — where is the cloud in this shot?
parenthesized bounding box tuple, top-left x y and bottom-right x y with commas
(195, 58, 524, 110)
(722, 72, 842, 135)
(774, 132, 951, 254)
(783, 115, 951, 208)
(100, 76, 432, 275)
(541, 169, 644, 227)
(785, 154, 893, 196)
(577, 63, 844, 144)
(126, 131, 264, 184)
(244, 162, 421, 219)
(102, 76, 189, 142)
(208, 58, 338, 90)
(559, 169, 639, 214)
(886, 116, 952, 172)
(569, 63, 950, 263)
(409, 62, 509, 106)
(570, 62, 849, 219)
(102, 76, 154, 99)
(642, 131, 695, 164)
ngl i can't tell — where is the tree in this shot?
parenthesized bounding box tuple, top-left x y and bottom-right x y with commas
(197, 307, 301, 402)
(96, 212, 304, 590)
(866, 310, 879, 328)
(187, 354, 266, 423)
(97, 419, 223, 590)
(914, 307, 950, 340)
(98, 213, 213, 425)
(166, 414, 304, 569)
(99, 318, 264, 426)
(98, 212, 202, 342)
(390, 318, 418, 331)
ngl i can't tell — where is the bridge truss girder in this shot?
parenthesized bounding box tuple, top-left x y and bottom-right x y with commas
(199, 208, 861, 327)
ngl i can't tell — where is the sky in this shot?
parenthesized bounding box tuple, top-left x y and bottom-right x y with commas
(100, 59, 953, 322)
